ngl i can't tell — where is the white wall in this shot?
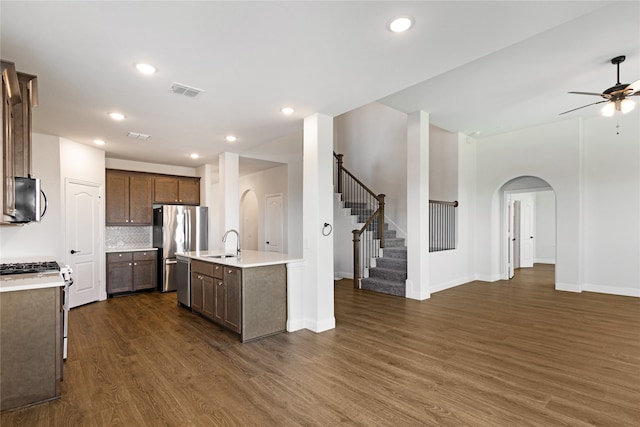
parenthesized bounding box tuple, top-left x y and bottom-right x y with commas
(239, 164, 289, 253)
(105, 158, 196, 177)
(335, 102, 408, 233)
(581, 113, 640, 296)
(0, 133, 63, 260)
(476, 111, 640, 297)
(242, 131, 303, 257)
(429, 125, 458, 201)
(535, 190, 556, 264)
(429, 133, 476, 293)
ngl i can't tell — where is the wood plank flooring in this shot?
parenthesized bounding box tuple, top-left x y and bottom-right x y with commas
(2, 264, 639, 426)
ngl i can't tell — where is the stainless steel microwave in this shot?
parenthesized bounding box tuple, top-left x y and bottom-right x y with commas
(12, 177, 47, 223)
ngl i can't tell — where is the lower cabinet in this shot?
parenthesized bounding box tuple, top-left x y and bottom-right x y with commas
(188, 259, 286, 342)
(107, 251, 157, 296)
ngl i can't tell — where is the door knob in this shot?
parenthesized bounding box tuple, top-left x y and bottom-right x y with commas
(70, 249, 81, 254)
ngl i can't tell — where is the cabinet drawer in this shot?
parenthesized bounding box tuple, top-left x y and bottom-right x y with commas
(212, 263, 223, 279)
(107, 252, 133, 263)
(133, 251, 156, 261)
(191, 260, 214, 276)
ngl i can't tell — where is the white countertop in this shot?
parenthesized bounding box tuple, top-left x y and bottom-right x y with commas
(177, 249, 303, 268)
(0, 272, 65, 293)
(105, 247, 157, 253)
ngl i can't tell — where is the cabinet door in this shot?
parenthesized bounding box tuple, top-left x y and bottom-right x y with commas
(202, 275, 215, 319)
(132, 259, 156, 291)
(107, 261, 133, 294)
(2, 79, 16, 217)
(213, 277, 225, 325)
(178, 178, 200, 205)
(154, 176, 179, 204)
(105, 171, 130, 224)
(223, 267, 241, 333)
(191, 272, 203, 313)
(129, 174, 153, 224)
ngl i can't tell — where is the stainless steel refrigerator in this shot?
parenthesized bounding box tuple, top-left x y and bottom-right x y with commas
(153, 205, 208, 292)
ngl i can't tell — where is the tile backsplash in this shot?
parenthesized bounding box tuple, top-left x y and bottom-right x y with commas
(106, 226, 153, 250)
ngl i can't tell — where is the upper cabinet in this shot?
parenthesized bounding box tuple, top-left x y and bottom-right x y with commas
(154, 176, 200, 205)
(106, 170, 153, 225)
(1, 60, 37, 222)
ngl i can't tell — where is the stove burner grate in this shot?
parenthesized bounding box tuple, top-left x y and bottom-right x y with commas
(0, 261, 61, 275)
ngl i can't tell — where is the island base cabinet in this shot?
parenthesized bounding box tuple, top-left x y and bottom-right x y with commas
(240, 264, 286, 342)
(1, 287, 62, 413)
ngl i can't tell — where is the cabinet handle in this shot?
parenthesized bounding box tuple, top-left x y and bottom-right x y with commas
(228, 269, 232, 274)
(129, 263, 132, 266)
(134, 262, 137, 266)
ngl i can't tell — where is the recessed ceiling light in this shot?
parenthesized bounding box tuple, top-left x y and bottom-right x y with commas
(387, 16, 414, 33)
(190, 153, 199, 159)
(135, 63, 156, 75)
(225, 135, 237, 142)
(94, 139, 106, 146)
(281, 107, 294, 115)
(109, 112, 125, 121)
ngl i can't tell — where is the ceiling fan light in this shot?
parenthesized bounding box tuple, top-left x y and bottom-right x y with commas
(601, 102, 615, 117)
(620, 98, 636, 114)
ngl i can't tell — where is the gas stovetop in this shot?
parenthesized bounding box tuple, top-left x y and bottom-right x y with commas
(0, 261, 61, 276)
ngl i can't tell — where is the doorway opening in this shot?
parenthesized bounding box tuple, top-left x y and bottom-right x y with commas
(500, 176, 556, 281)
(240, 190, 259, 251)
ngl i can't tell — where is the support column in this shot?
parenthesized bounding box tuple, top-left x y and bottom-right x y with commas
(219, 152, 240, 252)
(406, 111, 430, 300)
(299, 113, 335, 332)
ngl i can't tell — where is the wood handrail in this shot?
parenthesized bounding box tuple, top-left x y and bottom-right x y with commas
(429, 200, 459, 207)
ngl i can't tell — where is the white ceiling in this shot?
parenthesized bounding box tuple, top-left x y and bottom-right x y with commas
(2, 1, 638, 170)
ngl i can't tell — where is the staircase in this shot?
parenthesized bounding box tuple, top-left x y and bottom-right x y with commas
(341, 201, 407, 297)
(362, 247, 407, 297)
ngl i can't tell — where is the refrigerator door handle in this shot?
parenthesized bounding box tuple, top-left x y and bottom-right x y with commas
(184, 208, 191, 251)
(165, 259, 178, 265)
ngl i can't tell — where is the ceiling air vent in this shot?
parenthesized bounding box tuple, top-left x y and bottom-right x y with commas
(169, 82, 205, 98)
(127, 131, 151, 140)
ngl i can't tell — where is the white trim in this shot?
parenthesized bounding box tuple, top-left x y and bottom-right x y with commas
(555, 282, 581, 293)
(582, 283, 640, 298)
(475, 274, 502, 282)
(431, 275, 476, 293)
(304, 317, 337, 333)
(534, 259, 556, 264)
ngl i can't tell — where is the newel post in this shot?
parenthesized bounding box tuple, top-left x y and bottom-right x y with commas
(378, 194, 385, 249)
(352, 230, 360, 289)
(336, 153, 344, 194)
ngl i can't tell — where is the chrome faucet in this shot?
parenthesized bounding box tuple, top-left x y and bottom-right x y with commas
(222, 229, 241, 257)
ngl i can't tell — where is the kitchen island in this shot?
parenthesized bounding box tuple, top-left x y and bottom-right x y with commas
(0, 276, 63, 413)
(177, 250, 303, 342)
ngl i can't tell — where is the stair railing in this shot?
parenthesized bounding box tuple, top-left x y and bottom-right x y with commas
(334, 152, 385, 288)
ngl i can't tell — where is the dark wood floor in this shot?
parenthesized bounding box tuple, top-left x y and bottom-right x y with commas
(2, 264, 639, 426)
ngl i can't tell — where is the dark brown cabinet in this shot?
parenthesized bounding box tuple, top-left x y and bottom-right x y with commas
(105, 170, 153, 225)
(187, 259, 286, 342)
(154, 176, 200, 205)
(106, 251, 157, 295)
(2, 60, 37, 222)
(223, 267, 241, 333)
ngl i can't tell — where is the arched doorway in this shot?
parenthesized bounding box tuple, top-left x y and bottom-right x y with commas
(240, 190, 259, 251)
(499, 176, 556, 281)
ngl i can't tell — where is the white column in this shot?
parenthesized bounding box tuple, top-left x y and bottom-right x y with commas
(406, 111, 430, 300)
(219, 152, 240, 252)
(301, 113, 335, 332)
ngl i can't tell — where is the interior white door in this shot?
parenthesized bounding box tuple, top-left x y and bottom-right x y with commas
(519, 193, 535, 268)
(265, 193, 283, 253)
(508, 198, 515, 279)
(66, 180, 102, 308)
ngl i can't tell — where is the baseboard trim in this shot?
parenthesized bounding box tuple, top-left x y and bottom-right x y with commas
(582, 283, 640, 298)
(534, 259, 556, 265)
(304, 317, 336, 333)
(556, 282, 581, 293)
(334, 270, 353, 280)
(431, 275, 476, 294)
(475, 274, 502, 282)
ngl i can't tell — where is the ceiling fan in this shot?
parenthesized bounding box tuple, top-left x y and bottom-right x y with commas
(560, 55, 640, 116)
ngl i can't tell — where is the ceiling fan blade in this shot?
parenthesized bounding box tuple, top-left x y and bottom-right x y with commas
(568, 91, 606, 96)
(559, 99, 609, 115)
(625, 79, 640, 95)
